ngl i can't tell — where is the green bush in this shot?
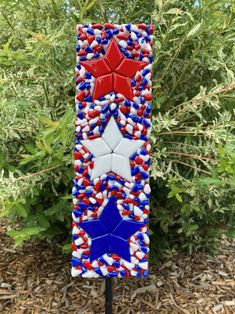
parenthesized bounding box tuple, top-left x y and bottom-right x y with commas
(0, 0, 234, 255)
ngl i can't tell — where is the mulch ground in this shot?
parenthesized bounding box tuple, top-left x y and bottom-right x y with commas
(0, 221, 234, 314)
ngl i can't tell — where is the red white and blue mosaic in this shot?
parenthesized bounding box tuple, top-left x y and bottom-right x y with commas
(72, 23, 153, 278)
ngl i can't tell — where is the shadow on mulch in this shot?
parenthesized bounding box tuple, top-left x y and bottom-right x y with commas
(0, 222, 234, 314)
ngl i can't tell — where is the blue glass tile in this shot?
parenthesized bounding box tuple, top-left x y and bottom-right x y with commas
(90, 235, 110, 261)
(77, 112, 84, 119)
(78, 202, 89, 209)
(140, 200, 149, 206)
(101, 104, 109, 113)
(143, 119, 151, 128)
(113, 111, 118, 119)
(85, 72, 91, 79)
(124, 134, 133, 140)
(131, 79, 136, 87)
(107, 174, 116, 180)
(144, 270, 149, 277)
(141, 172, 149, 179)
(124, 100, 131, 107)
(87, 28, 94, 35)
(72, 257, 82, 267)
(113, 261, 120, 268)
(94, 267, 104, 276)
(84, 95, 92, 102)
(101, 39, 108, 45)
(78, 168, 84, 174)
(141, 246, 148, 253)
(109, 271, 118, 277)
(143, 68, 150, 76)
(110, 235, 130, 262)
(110, 185, 119, 191)
(72, 190, 79, 197)
(113, 220, 144, 240)
(137, 233, 144, 241)
(98, 257, 108, 265)
(96, 36, 101, 43)
(78, 220, 107, 238)
(140, 96, 145, 104)
(119, 178, 125, 185)
(100, 183, 106, 191)
(100, 198, 122, 232)
(72, 234, 78, 241)
(85, 46, 93, 53)
(140, 148, 147, 155)
(133, 103, 139, 110)
(120, 270, 126, 277)
(127, 39, 132, 46)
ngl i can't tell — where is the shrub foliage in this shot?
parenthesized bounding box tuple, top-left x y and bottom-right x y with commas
(0, 0, 234, 255)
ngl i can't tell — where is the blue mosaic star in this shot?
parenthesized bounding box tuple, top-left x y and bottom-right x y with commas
(78, 197, 144, 262)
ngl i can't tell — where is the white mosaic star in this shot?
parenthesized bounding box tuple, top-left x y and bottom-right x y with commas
(81, 117, 145, 181)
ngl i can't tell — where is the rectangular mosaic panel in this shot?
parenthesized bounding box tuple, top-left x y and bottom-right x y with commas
(72, 23, 153, 278)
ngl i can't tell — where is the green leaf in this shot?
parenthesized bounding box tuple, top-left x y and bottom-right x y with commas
(186, 22, 202, 38)
(175, 193, 182, 203)
(14, 202, 28, 218)
(62, 243, 72, 254)
(0, 207, 10, 218)
(165, 8, 183, 15)
(7, 227, 46, 247)
(194, 177, 221, 186)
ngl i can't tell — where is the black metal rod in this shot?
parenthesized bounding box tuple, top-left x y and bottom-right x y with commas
(105, 277, 113, 314)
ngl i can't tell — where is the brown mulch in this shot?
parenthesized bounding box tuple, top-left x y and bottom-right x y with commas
(0, 222, 234, 314)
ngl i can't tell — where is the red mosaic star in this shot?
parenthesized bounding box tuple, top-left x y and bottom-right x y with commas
(80, 39, 147, 101)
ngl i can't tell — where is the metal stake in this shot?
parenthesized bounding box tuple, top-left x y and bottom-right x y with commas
(105, 278, 113, 314)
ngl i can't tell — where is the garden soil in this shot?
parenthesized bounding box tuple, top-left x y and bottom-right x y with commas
(0, 220, 234, 314)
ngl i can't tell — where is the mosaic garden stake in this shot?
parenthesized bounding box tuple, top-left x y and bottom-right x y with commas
(72, 23, 153, 313)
